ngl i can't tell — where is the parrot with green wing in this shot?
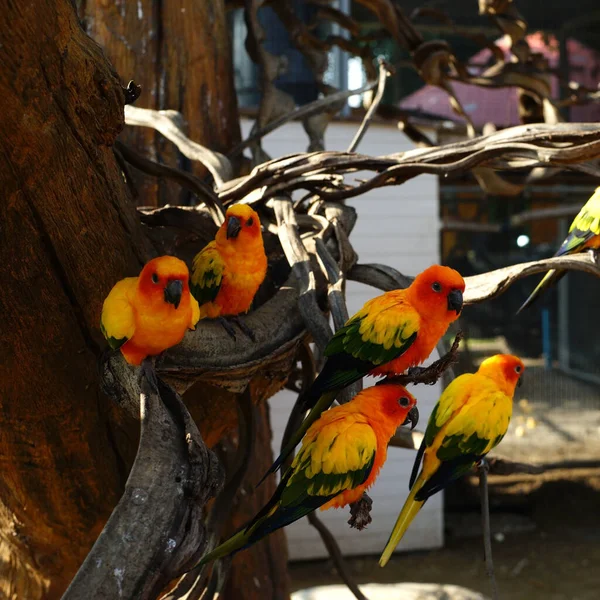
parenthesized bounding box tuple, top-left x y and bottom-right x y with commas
(518, 187, 600, 312)
(198, 383, 419, 565)
(379, 354, 524, 567)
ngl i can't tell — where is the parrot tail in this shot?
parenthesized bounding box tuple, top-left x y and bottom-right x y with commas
(517, 269, 565, 313)
(197, 528, 252, 567)
(257, 391, 336, 486)
(379, 482, 424, 567)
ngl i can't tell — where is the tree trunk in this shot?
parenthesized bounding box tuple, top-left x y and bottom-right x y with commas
(0, 1, 150, 597)
(80, 0, 241, 206)
(0, 1, 290, 598)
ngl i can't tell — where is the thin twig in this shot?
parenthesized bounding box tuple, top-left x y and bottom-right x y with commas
(307, 513, 370, 600)
(379, 331, 463, 387)
(115, 141, 225, 225)
(478, 459, 499, 600)
(228, 79, 379, 159)
(347, 60, 390, 153)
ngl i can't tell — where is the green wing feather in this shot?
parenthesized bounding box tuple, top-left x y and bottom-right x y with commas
(190, 242, 224, 306)
(558, 187, 600, 255)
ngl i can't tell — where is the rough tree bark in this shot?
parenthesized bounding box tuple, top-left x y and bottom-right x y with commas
(0, 1, 290, 598)
(0, 1, 151, 597)
(80, 0, 241, 205)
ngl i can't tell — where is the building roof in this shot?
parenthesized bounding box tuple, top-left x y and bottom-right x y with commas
(398, 33, 600, 128)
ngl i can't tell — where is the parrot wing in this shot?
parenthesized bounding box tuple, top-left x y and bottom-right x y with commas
(319, 295, 420, 392)
(100, 278, 137, 350)
(248, 417, 377, 535)
(518, 188, 600, 312)
(190, 242, 225, 306)
(556, 187, 600, 256)
(415, 381, 511, 502)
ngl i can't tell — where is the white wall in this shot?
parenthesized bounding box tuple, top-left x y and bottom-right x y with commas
(241, 118, 443, 560)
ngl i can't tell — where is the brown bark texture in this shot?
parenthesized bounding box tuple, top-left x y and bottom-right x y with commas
(0, 0, 151, 596)
(0, 0, 290, 598)
(80, 0, 241, 205)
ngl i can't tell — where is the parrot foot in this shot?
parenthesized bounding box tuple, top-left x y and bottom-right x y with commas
(217, 317, 238, 341)
(476, 457, 489, 473)
(348, 493, 373, 531)
(230, 316, 257, 342)
(139, 357, 159, 395)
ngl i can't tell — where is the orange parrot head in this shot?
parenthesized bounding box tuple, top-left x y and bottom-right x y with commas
(356, 384, 419, 430)
(407, 265, 465, 322)
(137, 255, 191, 310)
(478, 353, 525, 394)
(217, 204, 263, 247)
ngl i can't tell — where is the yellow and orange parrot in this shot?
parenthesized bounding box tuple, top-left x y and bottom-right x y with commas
(198, 384, 419, 565)
(100, 256, 200, 366)
(191, 203, 267, 340)
(264, 265, 465, 480)
(518, 186, 600, 312)
(379, 354, 525, 567)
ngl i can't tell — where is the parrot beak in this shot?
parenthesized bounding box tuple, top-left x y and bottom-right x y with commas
(226, 215, 242, 239)
(164, 279, 183, 309)
(447, 289, 463, 315)
(517, 376, 523, 388)
(402, 406, 419, 430)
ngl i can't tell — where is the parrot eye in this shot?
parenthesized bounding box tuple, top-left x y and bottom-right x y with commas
(515, 365, 522, 373)
(398, 396, 410, 407)
(431, 282, 442, 293)
(247, 217, 254, 227)
(151, 273, 159, 284)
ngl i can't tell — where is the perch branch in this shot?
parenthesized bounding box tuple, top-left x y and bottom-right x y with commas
(347, 60, 390, 153)
(464, 252, 600, 305)
(272, 196, 333, 352)
(478, 459, 499, 600)
(124, 105, 233, 186)
(162, 390, 255, 600)
(63, 373, 222, 600)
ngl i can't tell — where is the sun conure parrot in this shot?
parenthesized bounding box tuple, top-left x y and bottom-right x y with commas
(263, 264, 465, 481)
(100, 256, 200, 366)
(198, 384, 419, 565)
(379, 353, 525, 567)
(518, 186, 600, 312)
(191, 203, 267, 341)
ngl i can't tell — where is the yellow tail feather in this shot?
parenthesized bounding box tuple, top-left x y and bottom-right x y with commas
(379, 484, 424, 567)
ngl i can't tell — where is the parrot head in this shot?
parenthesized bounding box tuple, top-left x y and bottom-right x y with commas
(408, 265, 465, 321)
(138, 256, 191, 310)
(218, 204, 263, 245)
(478, 354, 525, 394)
(360, 384, 419, 429)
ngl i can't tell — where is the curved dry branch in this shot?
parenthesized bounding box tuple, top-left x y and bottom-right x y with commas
(464, 252, 600, 305)
(63, 373, 222, 600)
(124, 105, 233, 186)
(115, 141, 225, 226)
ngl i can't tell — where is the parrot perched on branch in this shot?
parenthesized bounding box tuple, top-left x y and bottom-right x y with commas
(191, 203, 267, 340)
(379, 354, 525, 567)
(262, 265, 465, 482)
(198, 384, 419, 565)
(100, 256, 200, 366)
(518, 186, 600, 312)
